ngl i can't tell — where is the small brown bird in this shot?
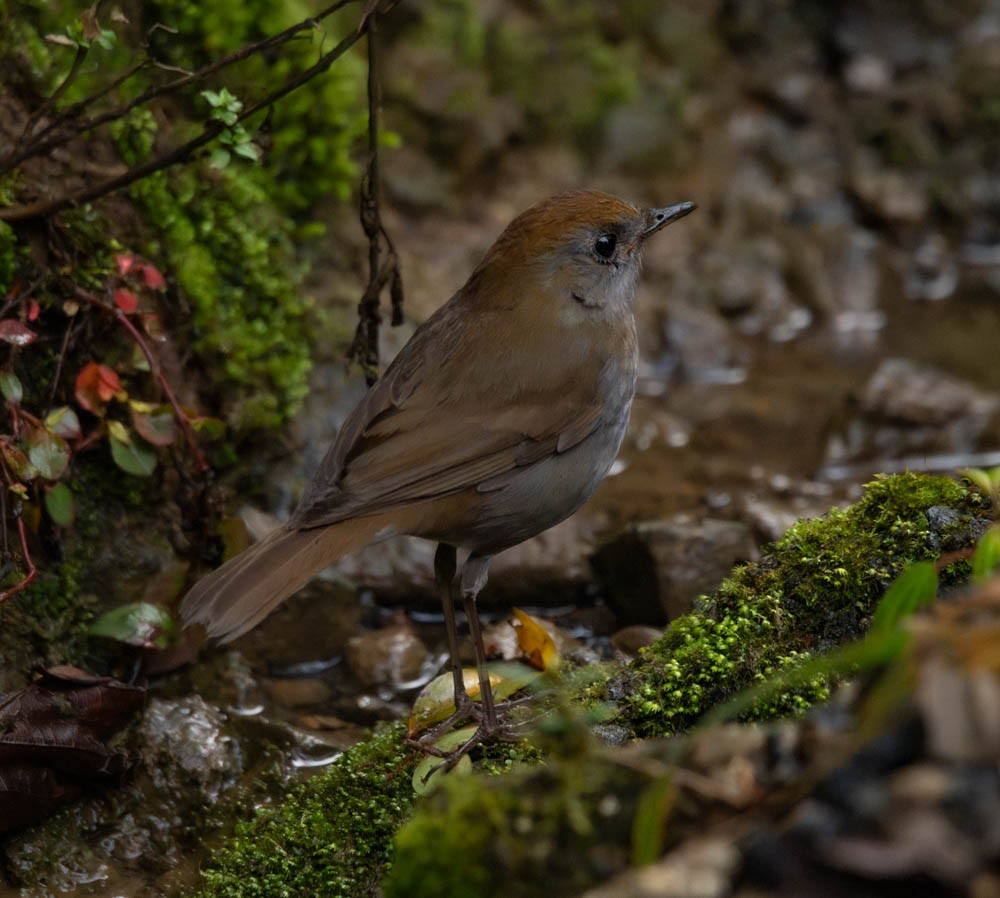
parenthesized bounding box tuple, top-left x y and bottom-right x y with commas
(181, 190, 695, 749)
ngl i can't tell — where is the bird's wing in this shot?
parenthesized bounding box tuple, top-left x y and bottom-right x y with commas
(288, 298, 612, 529)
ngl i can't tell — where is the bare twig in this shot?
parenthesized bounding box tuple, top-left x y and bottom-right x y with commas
(72, 286, 208, 472)
(0, 0, 357, 176)
(347, 7, 404, 382)
(0, 19, 368, 223)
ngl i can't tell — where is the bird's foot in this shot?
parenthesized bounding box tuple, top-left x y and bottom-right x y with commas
(407, 698, 525, 765)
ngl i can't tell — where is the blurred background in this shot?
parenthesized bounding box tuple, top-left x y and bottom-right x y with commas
(274, 0, 1000, 614)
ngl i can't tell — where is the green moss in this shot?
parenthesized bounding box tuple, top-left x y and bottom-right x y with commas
(120, 148, 315, 431)
(610, 473, 990, 737)
(0, 220, 15, 295)
(385, 747, 636, 898)
(192, 724, 415, 898)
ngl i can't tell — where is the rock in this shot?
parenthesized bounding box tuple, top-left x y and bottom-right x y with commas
(344, 613, 429, 688)
(140, 696, 241, 804)
(823, 357, 1000, 468)
(851, 148, 929, 224)
(904, 231, 959, 301)
(579, 837, 739, 898)
(337, 513, 600, 610)
(592, 518, 759, 625)
(610, 625, 663, 659)
(843, 53, 894, 95)
(259, 676, 333, 708)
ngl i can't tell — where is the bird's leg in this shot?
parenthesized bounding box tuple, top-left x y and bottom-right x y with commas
(407, 544, 480, 753)
(460, 551, 499, 733)
(435, 543, 476, 720)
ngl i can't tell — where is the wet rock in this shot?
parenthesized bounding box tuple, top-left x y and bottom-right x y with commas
(904, 231, 959, 301)
(610, 625, 663, 659)
(344, 520, 601, 612)
(259, 676, 333, 708)
(140, 696, 241, 804)
(851, 148, 929, 224)
(592, 518, 759, 624)
(663, 298, 747, 385)
(843, 53, 894, 95)
(823, 357, 1000, 468)
(344, 613, 429, 688)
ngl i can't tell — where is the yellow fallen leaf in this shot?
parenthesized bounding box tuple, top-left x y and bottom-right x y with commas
(512, 608, 559, 671)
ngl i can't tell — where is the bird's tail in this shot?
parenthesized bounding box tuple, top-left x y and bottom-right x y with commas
(180, 516, 390, 643)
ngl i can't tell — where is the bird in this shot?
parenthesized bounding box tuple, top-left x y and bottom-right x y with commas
(181, 190, 696, 752)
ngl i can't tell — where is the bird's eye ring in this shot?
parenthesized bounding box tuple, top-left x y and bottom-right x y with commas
(594, 233, 617, 260)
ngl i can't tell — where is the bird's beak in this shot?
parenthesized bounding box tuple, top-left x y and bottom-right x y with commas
(642, 201, 697, 238)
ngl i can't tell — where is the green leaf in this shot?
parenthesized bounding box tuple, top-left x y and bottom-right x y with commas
(871, 561, 939, 633)
(0, 371, 22, 404)
(209, 147, 231, 169)
(24, 425, 70, 480)
(45, 406, 81, 440)
(408, 662, 542, 737)
(44, 482, 75, 526)
(109, 426, 157, 476)
(411, 727, 475, 795)
(89, 602, 179, 649)
(233, 141, 261, 161)
(973, 525, 1000, 582)
(960, 467, 995, 497)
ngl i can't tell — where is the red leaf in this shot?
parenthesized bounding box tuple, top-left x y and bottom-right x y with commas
(27, 299, 40, 321)
(113, 288, 138, 313)
(140, 264, 165, 290)
(0, 319, 37, 346)
(116, 254, 136, 276)
(75, 363, 123, 413)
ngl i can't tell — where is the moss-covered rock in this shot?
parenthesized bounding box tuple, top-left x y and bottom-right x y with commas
(192, 723, 415, 898)
(606, 473, 991, 737)
(385, 743, 640, 898)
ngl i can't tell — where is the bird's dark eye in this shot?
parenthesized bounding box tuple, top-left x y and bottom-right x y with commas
(594, 233, 617, 260)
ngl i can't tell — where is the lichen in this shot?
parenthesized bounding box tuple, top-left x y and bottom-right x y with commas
(607, 473, 990, 737)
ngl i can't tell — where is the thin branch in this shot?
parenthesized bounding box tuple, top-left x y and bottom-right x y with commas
(0, 21, 368, 223)
(1, 0, 357, 173)
(347, 7, 404, 381)
(16, 44, 89, 151)
(72, 286, 208, 472)
(0, 512, 37, 604)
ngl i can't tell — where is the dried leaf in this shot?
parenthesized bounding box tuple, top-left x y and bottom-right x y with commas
(0, 667, 144, 832)
(80, 4, 101, 40)
(0, 440, 36, 481)
(512, 607, 559, 671)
